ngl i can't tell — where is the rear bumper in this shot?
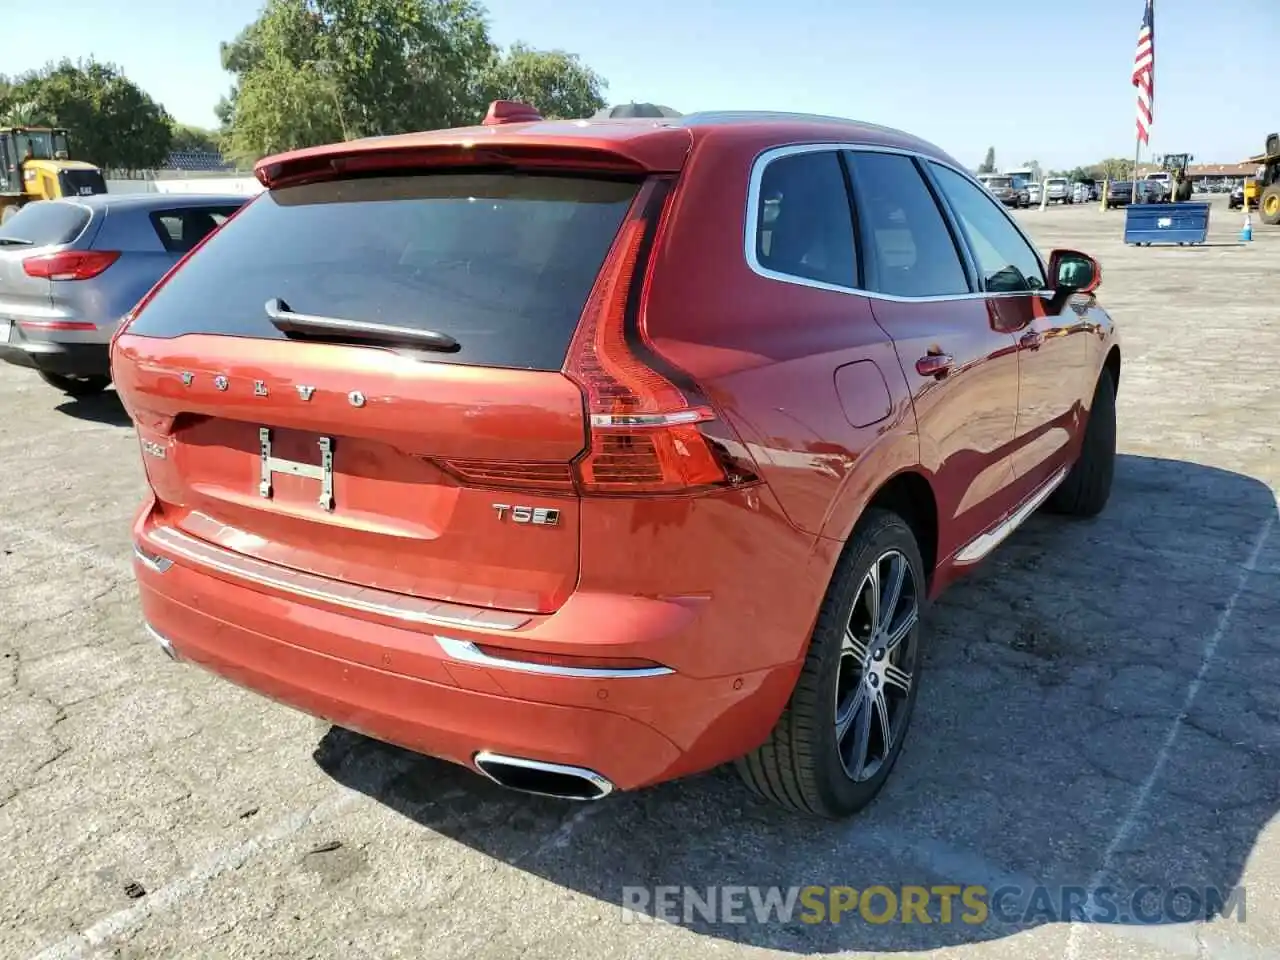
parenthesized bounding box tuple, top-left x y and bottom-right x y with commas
(0, 337, 110, 377)
(133, 516, 806, 792)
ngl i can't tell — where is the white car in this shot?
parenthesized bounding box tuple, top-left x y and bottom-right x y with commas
(1072, 182, 1091, 203)
(1044, 177, 1072, 204)
(1026, 182, 1043, 205)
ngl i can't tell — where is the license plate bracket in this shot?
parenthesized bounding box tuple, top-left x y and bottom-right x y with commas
(258, 428, 334, 511)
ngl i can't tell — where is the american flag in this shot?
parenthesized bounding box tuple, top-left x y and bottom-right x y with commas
(1132, 0, 1155, 144)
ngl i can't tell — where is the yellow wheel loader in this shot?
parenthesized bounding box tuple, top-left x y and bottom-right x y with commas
(1244, 132, 1280, 225)
(0, 127, 107, 224)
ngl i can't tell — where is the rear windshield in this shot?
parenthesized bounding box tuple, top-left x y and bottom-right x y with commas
(986, 178, 1012, 188)
(0, 201, 91, 246)
(58, 168, 107, 198)
(125, 173, 640, 371)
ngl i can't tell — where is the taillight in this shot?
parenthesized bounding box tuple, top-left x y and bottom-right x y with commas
(23, 250, 120, 281)
(563, 178, 759, 496)
(439, 179, 760, 498)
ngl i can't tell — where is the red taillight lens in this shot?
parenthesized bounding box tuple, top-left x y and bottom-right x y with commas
(564, 179, 758, 496)
(23, 250, 120, 281)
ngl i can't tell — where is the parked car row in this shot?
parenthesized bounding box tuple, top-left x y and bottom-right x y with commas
(1104, 179, 1166, 208)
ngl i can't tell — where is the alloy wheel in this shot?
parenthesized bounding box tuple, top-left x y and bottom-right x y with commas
(833, 549, 920, 782)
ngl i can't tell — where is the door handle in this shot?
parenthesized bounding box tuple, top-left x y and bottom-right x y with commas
(915, 353, 954, 378)
(1019, 330, 1044, 350)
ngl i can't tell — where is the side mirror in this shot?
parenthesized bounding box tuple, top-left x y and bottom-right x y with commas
(1048, 249, 1100, 294)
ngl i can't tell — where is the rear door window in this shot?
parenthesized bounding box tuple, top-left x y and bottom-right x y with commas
(0, 201, 91, 247)
(753, 150, 857, 289)
(125, 174, 639, 371)
(843, 151, 970, 298)
(149, 206, 243, 254)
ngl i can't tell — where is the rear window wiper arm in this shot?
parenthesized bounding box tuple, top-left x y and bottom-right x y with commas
(0, 237, 34, 246)
(264, 298, 459, 352)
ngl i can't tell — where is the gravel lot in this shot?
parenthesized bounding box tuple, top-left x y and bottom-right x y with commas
(2, 197, 1277, 960)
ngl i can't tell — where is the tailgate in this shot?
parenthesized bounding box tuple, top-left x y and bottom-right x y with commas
(114, 168, 645, 615)
(117, 334, 586, 614)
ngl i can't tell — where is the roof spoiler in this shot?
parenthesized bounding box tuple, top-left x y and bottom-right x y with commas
(482, 100, 543, 126)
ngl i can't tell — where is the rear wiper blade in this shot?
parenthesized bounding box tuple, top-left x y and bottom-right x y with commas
(0, 238, 33, 246)
(264, 298, 459, 352)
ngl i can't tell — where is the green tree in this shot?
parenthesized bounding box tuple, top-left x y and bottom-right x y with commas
(1097, 157, 1134, 180)
(978, 146, 997, 174)
(227, 58, 348, 162)
(220, 0, 609, 162)
(3, 59, 172, 169)
(482, 43, 606, 120)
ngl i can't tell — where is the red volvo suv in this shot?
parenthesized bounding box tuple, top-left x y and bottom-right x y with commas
(113, 104, 1118, 818)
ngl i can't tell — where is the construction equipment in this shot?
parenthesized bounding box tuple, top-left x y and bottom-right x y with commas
(0, 127, 106, 224)
(1159, 152, 1193, 177)
(1244, 132, 1280, 225)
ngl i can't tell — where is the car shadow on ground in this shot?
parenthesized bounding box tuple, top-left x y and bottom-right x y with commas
(54, 390, 132, 427)
(315, 453, 1278, 953)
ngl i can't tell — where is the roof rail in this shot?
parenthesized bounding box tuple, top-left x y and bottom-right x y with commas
(482, 100, 543, 126)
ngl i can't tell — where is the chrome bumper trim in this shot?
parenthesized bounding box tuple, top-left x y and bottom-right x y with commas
(133, 544, 173, 573)
(138, 525, 531, 631)
(144, 622, 181, 661)
(436, 635, 673, 679)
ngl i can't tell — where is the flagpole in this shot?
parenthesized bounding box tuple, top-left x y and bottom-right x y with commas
(1132, 137, 1140, 205)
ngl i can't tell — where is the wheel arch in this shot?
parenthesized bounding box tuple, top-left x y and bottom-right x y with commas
(855, 470, 940, 593)
(1104, 344, 1121, 394)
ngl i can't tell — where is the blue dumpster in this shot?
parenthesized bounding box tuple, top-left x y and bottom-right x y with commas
(1123, 202, 1211, 246)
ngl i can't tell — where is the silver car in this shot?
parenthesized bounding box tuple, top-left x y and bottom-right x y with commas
(0, 193, 246, 396)
(1044, 177, 1072, 204)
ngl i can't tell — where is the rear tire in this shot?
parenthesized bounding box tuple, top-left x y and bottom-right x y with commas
(1048, 368, 1115, 517)
(38, 371, 111, 397)
(736, 508, 926, 818)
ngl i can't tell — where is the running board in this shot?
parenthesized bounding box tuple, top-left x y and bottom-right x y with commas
(954, 466, 1068, 565)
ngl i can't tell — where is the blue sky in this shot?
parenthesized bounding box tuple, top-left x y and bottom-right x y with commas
(9, 0, 1275, 169)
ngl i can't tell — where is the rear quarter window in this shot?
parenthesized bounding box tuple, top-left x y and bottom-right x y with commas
(149, 206, 243, 254)
(752, 150, 857, 288)
(0, 201, 91, 246)
(124, 173, 639, 371)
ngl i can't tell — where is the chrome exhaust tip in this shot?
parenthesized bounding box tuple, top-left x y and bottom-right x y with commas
(473, 752, 614, 801)
(144, 623, 181, 662)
